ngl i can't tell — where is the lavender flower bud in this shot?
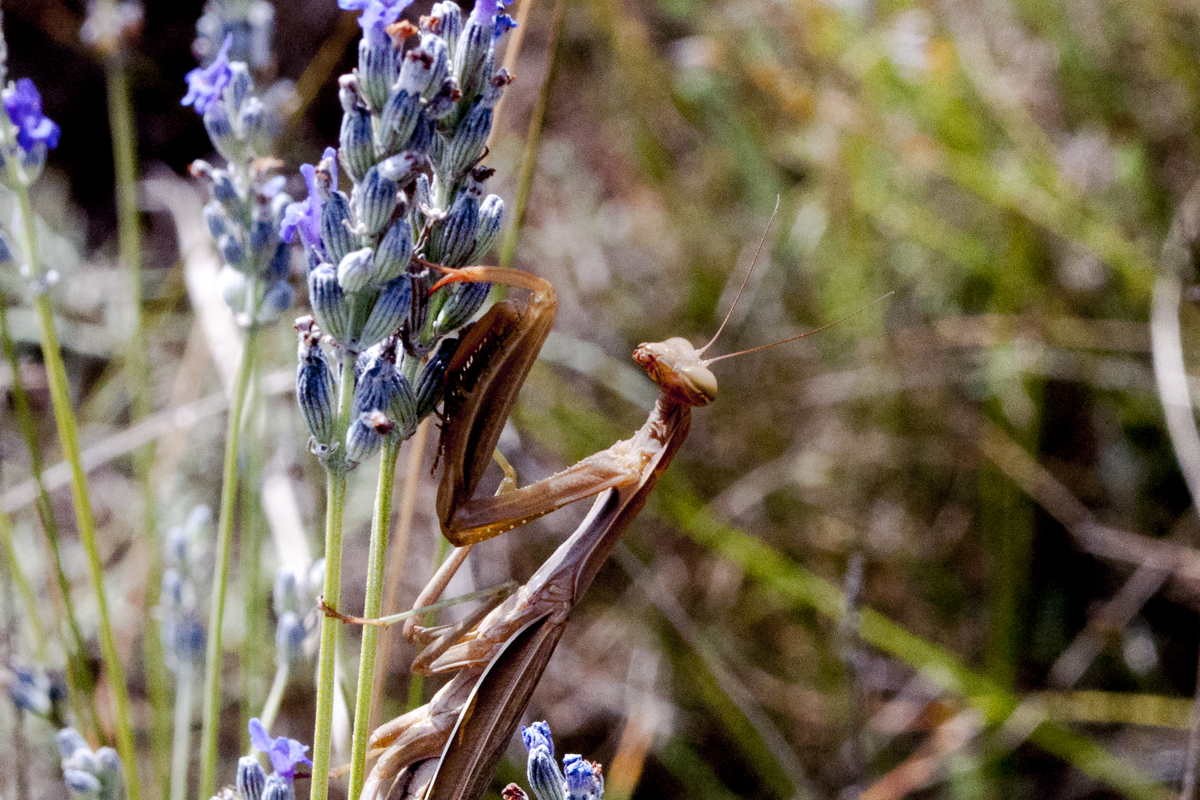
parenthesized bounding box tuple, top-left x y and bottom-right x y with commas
(7, 666, 65, 720)
(169, 613, 206, 665)
(425, 78, 461, 121)
(275, 610, 308, 666)
(204, 101, 240, 162)
(57, 728, 89, 759)
(337, 247, 377, 293)
(378, 151, 425, 185)
(308, 263, 352, 344)
(563, 755, 603, 800)
(257, 280, 295, 324)
(296, 320, 336, 444)
(526, 745, 566, 800)
(428, 184, 482, 266)
(440, 102, 493, 179)
(227, 63, 254, 114)
(407, 114, 436, 156)
(415, 335, 459, 418)
(208, 168, 239, 207)
(339, 100, 374, 183)
(468, 194, 504, 262)
(455, 13, 493, 104)
(261, 775, 291, 800)
(426, 4, 462, 67)
(321, 191, 356, 267)
(359, 34, 400, 112)
(63, 769, 102, 798)
(219, 266, 249, 310)
(219, 233, 245, 269)
(239, 97, 268, 152)
(353, 344, 403, 416)
(346, 409, 393, 463)
(373, 218, 413, 283)
(236, 755, 267, 800)
(434, 282, 490, 336)
(352, 167, 399, 238)
(358, 277, 413, 349)
(379, 89, 422, 153)
(95, 747, 124, 800)
(204, 201, 229, 239)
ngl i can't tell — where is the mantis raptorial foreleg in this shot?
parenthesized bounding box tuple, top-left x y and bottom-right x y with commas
(429, 266, 655, 547)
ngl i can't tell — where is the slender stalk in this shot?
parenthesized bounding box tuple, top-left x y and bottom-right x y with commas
(24, 222, 143, 799)
(0, 299, 99, 734)
(259, 662, 290, 732)
(0, 509, 47, 657)
(240, 366, 267, 747)
(169, 662, 195, 800)
(498, 0, 567, 271)
(348, 438, 400, 799)
(197, 325, 260, 800)
(372, 418, 430, 723)
(309, 350, 357, 800)
(106, 49, 173, 789)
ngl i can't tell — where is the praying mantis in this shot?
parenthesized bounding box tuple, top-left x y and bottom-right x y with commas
(325, 242, 869, 799)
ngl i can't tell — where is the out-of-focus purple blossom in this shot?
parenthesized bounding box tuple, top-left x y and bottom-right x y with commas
(248, 717, 312, 781)
(3, 79, 61, 153)
(281, 147, 337, 248)
(521, 721, 555, 757)
(182, 34, 233, 114)
(340, 0, 413, 35)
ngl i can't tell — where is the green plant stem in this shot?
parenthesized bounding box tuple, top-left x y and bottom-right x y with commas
(498, 0, 566, 271)
(348, 438, 400, 799)
(106, 50, 173, 789)
(259, 662, 290, 732)
(0, 299, 99, 734)
(309, 350, 358, 800)
(197, 325, 260, 800)
(240, 366, 266, 747)
(24, 232, 143, 800)
(0, 509, 47, 658)
(169, 662, 195, 800)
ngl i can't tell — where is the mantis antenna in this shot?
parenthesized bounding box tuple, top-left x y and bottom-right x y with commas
(703, 291, 895, 365)
(698, 195, 783, 356)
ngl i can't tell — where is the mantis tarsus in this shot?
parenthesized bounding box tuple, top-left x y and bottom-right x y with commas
(332, 253, 863, 800)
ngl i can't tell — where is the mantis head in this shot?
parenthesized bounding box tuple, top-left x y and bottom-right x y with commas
(633, 337, 718, 407)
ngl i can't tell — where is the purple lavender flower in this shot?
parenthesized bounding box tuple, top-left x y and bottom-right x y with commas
(3, 79, 61, 152)
(248, 718, 312, 781)
(340, 0, 413, 35)
(281, 147, 337, 248)
(182, 34, 233, 114)
(521, 721, 555, 757)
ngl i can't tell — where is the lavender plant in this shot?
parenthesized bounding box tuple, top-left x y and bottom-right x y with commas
(182, 21, 294, 798)
(0, 18, 143, 797)
(158, 507, 212, 800)
(258, 559, 325, 730)
(285, 2, 515, 797)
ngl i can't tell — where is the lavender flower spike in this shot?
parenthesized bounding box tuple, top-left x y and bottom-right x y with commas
(181, 34, 233, 114)
(3, 78, 60, 152)
(248, 717, 313, 781)
(281, 146, 337, 250)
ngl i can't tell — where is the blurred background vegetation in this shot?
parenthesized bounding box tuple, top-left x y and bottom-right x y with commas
(6, 0, 1200, 798)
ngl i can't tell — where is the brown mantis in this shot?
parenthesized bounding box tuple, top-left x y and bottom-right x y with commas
(326, 247, 870, 799)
